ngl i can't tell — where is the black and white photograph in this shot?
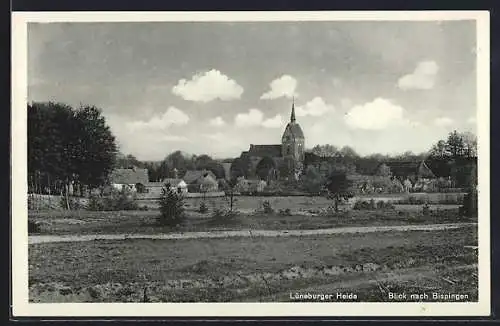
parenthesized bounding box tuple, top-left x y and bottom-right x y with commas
(11, 11, 490, 317)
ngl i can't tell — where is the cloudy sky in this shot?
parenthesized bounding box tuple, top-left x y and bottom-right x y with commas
(28, 20, 477, 160)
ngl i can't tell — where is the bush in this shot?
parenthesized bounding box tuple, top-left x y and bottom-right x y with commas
(87, 190, 139, 211)
(158, 187, 186, 226)
(422, 203, 430, 216)
(211, 207, 238, 224)
(376, 200, 395, 210)
(353, 199, 394, 210)
(262, 200, 274, 214)
(59, 196, 86, 210)
(353, 200, 376, 210)
(459, 189, 478, 217)
(28, 220, 41, 234)
(87, 195, 106, 211)
(199, 201, 208, 214)
(278, 208, 292, 216)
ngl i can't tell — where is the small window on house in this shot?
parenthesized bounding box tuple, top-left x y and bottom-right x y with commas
(177, 187, 182, 194)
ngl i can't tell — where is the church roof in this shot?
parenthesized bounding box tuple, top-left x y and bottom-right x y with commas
(283, 98, 305, 139)
(248, 144, 282, 157)
(283, 122, 305, 139)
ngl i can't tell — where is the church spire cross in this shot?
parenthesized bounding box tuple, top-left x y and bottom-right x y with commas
(290, 97, 296, 123)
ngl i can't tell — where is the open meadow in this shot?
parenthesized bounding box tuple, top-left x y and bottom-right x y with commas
(28, 193, 477, 303)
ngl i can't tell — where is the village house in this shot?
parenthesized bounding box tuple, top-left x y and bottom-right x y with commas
(182, 170, 219, 193)
(109, 167, 149, 193)
(162, 178, 188, 194)
(376, 161, 437, 192)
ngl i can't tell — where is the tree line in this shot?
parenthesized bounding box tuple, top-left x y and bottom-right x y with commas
(28, 101, 477, 197)
(28, 102, 117, 196)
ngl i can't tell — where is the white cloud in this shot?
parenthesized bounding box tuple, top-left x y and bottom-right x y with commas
(172, 69, 244, 102)
(127, 107, 189, 130)
(209, 116, 226, 127)
(160, 135, 190, 142)
(340, 98, 353, 110)
(235, 109, 264, 127)
(205, 132, 225, 141)
(296, 97, 334, 117)
(262, 114, 284, 128)
(260, 75, 298, 99)
(234, 109, 284, 128)
(398, 60, 439, 90)
(433, 117, 454, 127)
(467, 116, 477, 124)
(344, 98, 410, 130)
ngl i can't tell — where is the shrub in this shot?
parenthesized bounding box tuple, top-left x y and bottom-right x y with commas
(107, 191, 139, 211)
(157, 187, 186, 226)
(59, 196, 86, 210)
(278, 208, 292, 216)
(87, 190, 139, 211)
(353, 200, 374, 210)
(211, 207, 238, 224)
(87, 195, 106, 211)
(376, 200, 395, 210)
(262, 200, 274, 214)
(422, 203, 430, 216)
(28, 220, 41, 234)
(459, 189, 478, 217)
(199, 201, 208, 214)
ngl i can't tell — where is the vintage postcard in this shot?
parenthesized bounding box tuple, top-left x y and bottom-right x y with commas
(11, 11, 490, 317)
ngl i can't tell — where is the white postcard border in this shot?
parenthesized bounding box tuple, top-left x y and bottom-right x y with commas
(11, 10, 491, 317)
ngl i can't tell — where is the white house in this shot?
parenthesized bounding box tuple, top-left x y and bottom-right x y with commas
(110, 167, 149, 192)
(162, 178, 188, 194)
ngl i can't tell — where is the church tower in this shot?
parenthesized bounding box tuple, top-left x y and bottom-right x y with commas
(281, 98, 305, 176)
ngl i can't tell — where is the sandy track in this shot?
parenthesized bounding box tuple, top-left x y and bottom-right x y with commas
(29, 222, 476, 245)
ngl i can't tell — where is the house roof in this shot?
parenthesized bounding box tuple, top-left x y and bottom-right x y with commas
(110, 168, 149, 185)
(145, 182, 164, 187)
(199, 174, 218, 186)
(182, 170, 216, 184)
(162, 178, 185, 186)
(248, 144, 282, 158)
(381, 161, 436, 179)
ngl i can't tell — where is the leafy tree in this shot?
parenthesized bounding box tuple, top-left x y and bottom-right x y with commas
(311, 144, 338, 157)
(157, 186, 185, 226)
(325, 171, 354, 212)
(445, 130, 466, 158)
(429, 140, 449, 159)
(28, 102, 117, 197)
(461, 131, 478, 158)
(74, 105, 118, 192)
(116, 153, 143, 169)
(375, 163, 392, 177)
(256, 156, 277, 181)
(230, 157, 249, 179)
(165, 150, 194, 177)
(339, 146, 359, 159)
(300, 165, 325, 193)
(205, 162, 226, 179)
(194, 154, 213, 170)
(225, 177, 239, 212)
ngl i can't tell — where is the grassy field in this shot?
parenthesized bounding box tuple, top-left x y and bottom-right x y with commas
(29, 204, 469, 236)
(29, 226, 478, 302)
(28, 193, 476, 303)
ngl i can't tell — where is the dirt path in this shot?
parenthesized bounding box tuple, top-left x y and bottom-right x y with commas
(29, 222, 476, 245)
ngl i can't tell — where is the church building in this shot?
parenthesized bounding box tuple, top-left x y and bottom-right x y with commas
(236, 100, 306, 181)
